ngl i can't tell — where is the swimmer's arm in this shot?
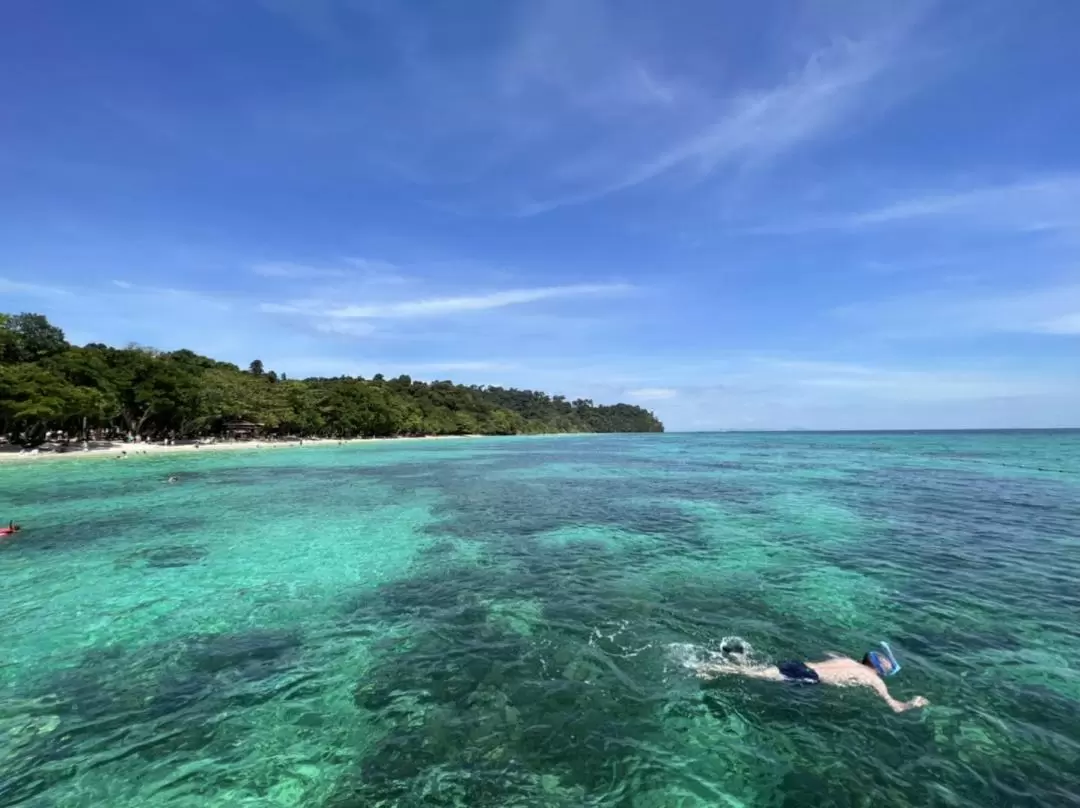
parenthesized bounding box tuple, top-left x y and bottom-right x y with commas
(868, 676, 929, 712)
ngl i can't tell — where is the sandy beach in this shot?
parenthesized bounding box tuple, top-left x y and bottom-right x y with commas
(0, 435, 480, 465)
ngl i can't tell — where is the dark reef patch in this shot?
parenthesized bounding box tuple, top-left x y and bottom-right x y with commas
(116, 544, 209, 569)
(12, 512, 210, 554)
(0, 626, 306, 805)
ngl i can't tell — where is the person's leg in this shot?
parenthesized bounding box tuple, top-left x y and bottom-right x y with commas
(695, 661, 784, 681)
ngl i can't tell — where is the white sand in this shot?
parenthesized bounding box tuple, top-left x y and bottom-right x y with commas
(0, 435, 480, 465)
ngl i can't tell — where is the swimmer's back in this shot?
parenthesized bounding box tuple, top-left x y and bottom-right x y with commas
(807, 657, 880, 687)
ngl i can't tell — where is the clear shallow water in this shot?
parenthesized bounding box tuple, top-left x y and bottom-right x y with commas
(1, 432, 1078, 807)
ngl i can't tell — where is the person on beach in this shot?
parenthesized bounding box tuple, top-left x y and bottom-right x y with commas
(693, 640, 929, 713)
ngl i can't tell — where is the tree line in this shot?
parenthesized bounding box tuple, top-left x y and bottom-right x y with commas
(0, 313, 664, 445)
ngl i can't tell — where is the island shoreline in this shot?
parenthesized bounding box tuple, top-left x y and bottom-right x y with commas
(0, 434, 495, 466)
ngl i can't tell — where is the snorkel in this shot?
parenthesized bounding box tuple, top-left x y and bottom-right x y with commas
(866, 641, 902, 678)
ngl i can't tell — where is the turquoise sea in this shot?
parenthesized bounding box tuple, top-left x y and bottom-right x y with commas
(1, 432, 1078, 807)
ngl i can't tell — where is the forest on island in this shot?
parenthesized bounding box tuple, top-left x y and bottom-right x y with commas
(0, 313, 664, 445)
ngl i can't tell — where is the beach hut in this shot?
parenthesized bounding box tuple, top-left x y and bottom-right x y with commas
(223, 420, 263, 440)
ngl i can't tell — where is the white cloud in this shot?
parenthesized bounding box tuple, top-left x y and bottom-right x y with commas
(410, 361, 515, 372)
(756, 175, 1080, 235)
(843, 177, 1080, 231)
(257, 0, 350, 48)
(251, 257, 412, 283)
(1038, 313, 1080, 335)
(269, 355, 515, 381)
(2, 276, 273, 362)
(259, 302, 303, 315)
(251, 262, 349, 279)
(626, 387, 678, 401)
(254, 280, 638, 360)
(116, 282, 234, 311)
(342, 257, 409, 281)
(463, 353, 1080, 430)
(323, 283, 632, 319)
(782, 363, 1056, 401)
(602, 356, 1079, 431)
(252, 1, 928, 217)
(313, 320, 377, 337)
(0, 277, 71, 296)
(834, 282, 1080, 338)
(5, 275, 232, 310)
(531, 37, 907, 214)
(689, 358, 1066, 403)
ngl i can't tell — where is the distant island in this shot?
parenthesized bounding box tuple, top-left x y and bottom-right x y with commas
(0, 312, 664, 446)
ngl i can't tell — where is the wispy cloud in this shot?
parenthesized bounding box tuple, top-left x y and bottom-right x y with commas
(756, 175, 1080, 235)
(599, 355, 1078, 430)
(623, 357, 1065, 404)
(4, 275, 231, 310)
(342, 257, 411, 283)
(330, 283, 631, 318)
(312, 320, 377, 337)
(253, 1, 930, 217)
(268, 356, 518, 382)
(0, 274, 266, 360)
(106, 279, 233, 311)
(0, 277, 71, 296)
(257, 0, 352, 49)
(626, 387, 677, 401)
(262, 282, 632, 320)
(761, 359, 1060, 401)
(519, 35, 914, 215)
(834, 282, 1080, 338)
(410, 360, 515, 373)
(251, 257, 411, 282)
(251, 262, 350, 279)
(484, 352, 1078, 430)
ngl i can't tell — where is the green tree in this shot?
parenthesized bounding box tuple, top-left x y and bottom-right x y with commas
(0, 313, 68, 363)
(0, 311, 664, 442)
(0, 314, 16, 364)
(0, 364, 91, 444)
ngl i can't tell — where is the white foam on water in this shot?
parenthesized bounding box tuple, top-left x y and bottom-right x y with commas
(667, 642, 721, 670)
(667, 636, 758, 672)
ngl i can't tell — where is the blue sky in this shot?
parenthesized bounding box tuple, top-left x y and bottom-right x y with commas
(2, 0, 1079, 430)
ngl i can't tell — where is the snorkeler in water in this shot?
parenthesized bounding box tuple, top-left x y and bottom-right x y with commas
(693, 640, 929, 713)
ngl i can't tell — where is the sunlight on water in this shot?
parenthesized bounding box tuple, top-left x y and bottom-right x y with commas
(2, 433, 1079, 806)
